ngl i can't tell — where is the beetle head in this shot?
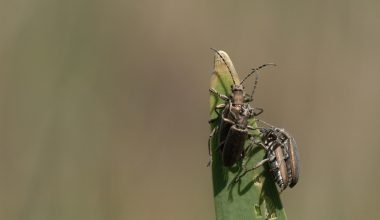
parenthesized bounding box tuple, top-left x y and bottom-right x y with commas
(231, 84, 244, 92)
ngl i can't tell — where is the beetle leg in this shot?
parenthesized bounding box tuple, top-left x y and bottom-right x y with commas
(247, 125, 260, 131)
(255, 158, 270, 168)
(207, 125, 219, 167)
(215, 141, 225, 152)
(234, 157, 270, 183)
(246, 107, 264, 119)
(216, 103, 226, 109)
(209, 88, 229, 101)
(243, 141, 268, 169)
(233, 137, 270, 182)
(222, 117, 235, 125)
(208, 118, 218, 124)
(243, 136, 265, 162)
(243, 140, 256, 157)
(232, 140, 258, 182)
(208, 126, 217, 156)
(208, 115, 219, 124)
(253, 107, 264, 116)
(209, 103, 225, 124)
(213, 104, 224, 117)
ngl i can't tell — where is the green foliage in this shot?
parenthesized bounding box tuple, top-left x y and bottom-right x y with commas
(209, 51, 287, 220)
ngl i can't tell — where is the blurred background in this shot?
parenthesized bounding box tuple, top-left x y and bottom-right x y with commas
(1, 0, 380, 219)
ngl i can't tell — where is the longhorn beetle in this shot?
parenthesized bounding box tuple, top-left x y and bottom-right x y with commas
(208, 48, 275, 167)
(236, 120, 300, 191)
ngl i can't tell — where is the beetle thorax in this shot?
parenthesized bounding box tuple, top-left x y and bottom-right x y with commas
(232, 104, 251, 129)
(230, 85, 245, 106)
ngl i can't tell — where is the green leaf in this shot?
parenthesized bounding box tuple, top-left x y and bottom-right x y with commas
(209, 50, 287, 220)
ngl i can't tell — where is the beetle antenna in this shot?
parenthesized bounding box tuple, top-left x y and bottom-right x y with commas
(240, 63, 276, 98)
(240, 63, 276, 85)
(255, 118, 276, 128)
(210, 48, 236, 85)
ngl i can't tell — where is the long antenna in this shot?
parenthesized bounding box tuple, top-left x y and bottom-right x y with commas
(210, 48, 236, 85)
(240, 63, 276, 98)
(240, 63, 276, 85)
(255, 118, 276, 128)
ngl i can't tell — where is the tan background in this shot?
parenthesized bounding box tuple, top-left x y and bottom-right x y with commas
(1, 0, 380, 219)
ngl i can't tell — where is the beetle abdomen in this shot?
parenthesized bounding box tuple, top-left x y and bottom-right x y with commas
(274, 145, 289, 190)
(288, 140, 300, 188)
(222, 125, 248, 167)
(218, 119, 234, 150)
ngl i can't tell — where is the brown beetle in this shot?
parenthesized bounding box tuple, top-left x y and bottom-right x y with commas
(208, 48, 275, 167)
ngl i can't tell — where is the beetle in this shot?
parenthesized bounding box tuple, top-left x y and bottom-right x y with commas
(208, 48, 275, 167)
(236, 123, 300, 191)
